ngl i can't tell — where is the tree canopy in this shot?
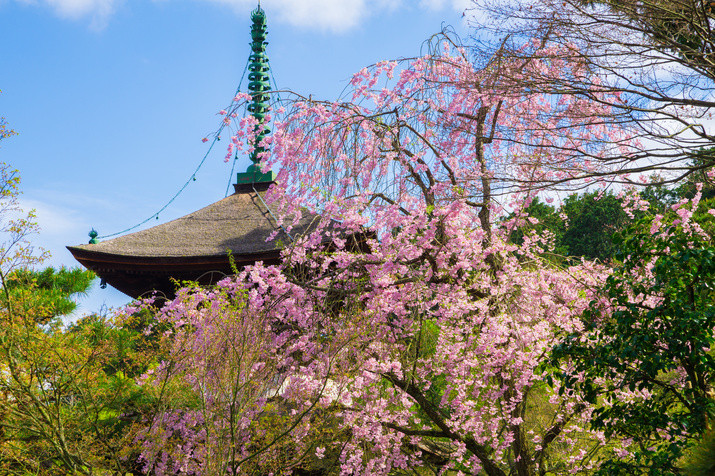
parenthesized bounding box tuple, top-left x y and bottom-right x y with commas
(2, 1, 715, 473)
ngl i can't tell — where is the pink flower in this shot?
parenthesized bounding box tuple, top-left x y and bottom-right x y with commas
(315, 446, 326, 459)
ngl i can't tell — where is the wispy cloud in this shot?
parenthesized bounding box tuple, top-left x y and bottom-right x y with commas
(193, 0, 402, 33)
(18, 189, 122, 263)
(15, 0, 119, 29)
(202, 0, 471, 32)
(419, 0, 471, 11)
(21, 197, 82, 237)
(15, 0, 467, 32)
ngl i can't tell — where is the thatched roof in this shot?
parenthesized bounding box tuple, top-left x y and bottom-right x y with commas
(71, 186, 317, 258)
(67, 184, 321, 299)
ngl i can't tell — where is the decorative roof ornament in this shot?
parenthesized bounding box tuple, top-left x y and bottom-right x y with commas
(236, 3, 276, 185)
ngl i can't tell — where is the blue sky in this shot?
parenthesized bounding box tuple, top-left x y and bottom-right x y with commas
(0, 0, 471, 317)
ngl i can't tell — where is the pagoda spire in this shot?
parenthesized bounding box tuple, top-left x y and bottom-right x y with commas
(236, 3, 276, 186)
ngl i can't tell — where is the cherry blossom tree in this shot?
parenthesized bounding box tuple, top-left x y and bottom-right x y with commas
(136, 37, 638, 475)
(470, 0, 715, 187)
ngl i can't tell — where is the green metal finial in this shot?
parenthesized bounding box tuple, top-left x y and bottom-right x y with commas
(236, 3, 276, 185)
(88, 229, 99, 244)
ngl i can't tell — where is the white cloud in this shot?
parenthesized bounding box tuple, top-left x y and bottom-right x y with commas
(15, 0, 468, 32)
(16, 0, 118, 29)
(205, 0, 373, 32)
(419, 0, 471, 13)
(208, 0, 469, 32)
(20, 197, 82, 238)
(16, 190, 119, 261)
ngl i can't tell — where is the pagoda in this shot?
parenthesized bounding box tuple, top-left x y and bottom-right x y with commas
(68, 5, 315, 299)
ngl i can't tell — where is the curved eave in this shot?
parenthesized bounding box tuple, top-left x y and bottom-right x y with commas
(67, 245, 280, 269)
(67, 246, 282, 299)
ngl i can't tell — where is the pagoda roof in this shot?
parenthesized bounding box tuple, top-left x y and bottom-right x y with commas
(67, 184, 321, 299)
(69, 185, 310, 259)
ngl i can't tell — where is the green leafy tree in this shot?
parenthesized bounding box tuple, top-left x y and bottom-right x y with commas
(509, 192, 628, 262)
(551, 197, 715, 473)
(680, 423, 715, 476)
(2, 267, 95, 324)
(561, 191, 629, 262)
(641, 178, 681, 213)
(0, 160, 155, 474)
(0, 313, 152, 474)
(676, 151, 715, 202)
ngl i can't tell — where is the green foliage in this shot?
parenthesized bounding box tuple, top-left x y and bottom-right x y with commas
(2, 266, 95, 323)
(551, 206, 715, 473)
(0, 162, 157, 474)
(560, 191, 629, 262)
(658, 151, 715, 209)
(0, 310, 157, 474)
(680, 417, 715, 476)
(694, 197, 715, 237)
(641, 179, 681, 213)
(510, 192, 628, 262)
(0, 119, 14, 143)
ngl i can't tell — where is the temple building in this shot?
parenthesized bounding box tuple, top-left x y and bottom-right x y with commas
(68, 5, 313, 299)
